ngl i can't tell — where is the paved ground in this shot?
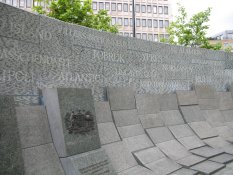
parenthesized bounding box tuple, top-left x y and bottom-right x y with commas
(214, 162, 233, 175)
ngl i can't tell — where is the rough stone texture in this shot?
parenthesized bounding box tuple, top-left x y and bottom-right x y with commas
(117, 124, 145, 138)
(198, 98, 219, 110)
(0, 96, 24, 175)
(102, 141, 138, 173)
(203, 110, 225, 127)
(146, 127, 174, 144)
(195, 84, 217, 99)
(190, 146, 224, 158)
(176, 155, 206, 167)
(214, 126, 233, 140)
(22, 143, 64, 175)
(112, 109, 140, 127)
(97, 122, 121, 145)
(214, 162, 233, 175)
(136, 94, 160, 115)
(188, 121, 218, 139)
(221, 110, 233, 122)
(170, 168, 198, 175)
(159, 93, 179, 111)
(190, 161, 225, 174)
(160, 110, 185, 126)
(139, 114, 164, 129)
(117, 165, 154, 175)
(217, 92, 233, 110)
(107, 87, 136, 111)
(94, 101, 113, 123)
(169, 124, 195, 139)
(178, 135, 205, 150)
(16, 106, 52, 148)
(209, 153, 233, 164)
(43, 88, 101, 157)
(176, 90, 198, 106)
(180, 105, 205, 123)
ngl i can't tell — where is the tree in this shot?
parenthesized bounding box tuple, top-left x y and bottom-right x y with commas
(167, 4, 220, 50)
(33, 0, 118, 33)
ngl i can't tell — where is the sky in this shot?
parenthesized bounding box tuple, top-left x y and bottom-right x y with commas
(171, 0, 233, 36)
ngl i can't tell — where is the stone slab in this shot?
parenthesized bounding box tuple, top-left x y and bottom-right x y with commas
(170, 168, 198, 175)
(112, 109, 140, 127)
(160, 110, 184, 126)
(107, 87, 136, 111)
(188, 121, 218, 139)
(117, 165, 154, 175)
(176, 155, 206, 167)
(180, 105, 205, 123)
(0, 96, 24, 175)
(203, 110, 225, 127)
(159, 94, 179, 111)
(94, 101, 113, 123)
(195, 85, 216, 99)
(146, 127, 174, 144)
(178, 135, 205, 150)
(210, 153, 233, 164)
(157, 140, 191, 161)
(117, 124, 145, 138)
(16, 106, 52, 149)
(139, 114, 164, 129)
(176, 90, 198, 106)
(190, 160, 225, 174)
(213, 162, 233, 175)
(22, 143, 64, 175)
(102, 141, 138, 173)
(97, 122, 121, 145)
(215, 126, 233, 139)
(43, 88, 100, 157)
(136, 94, 160, 115)
(61, 148, 116, 175)
(221, 110, 233, 122)
(169, 124, 195, 139)
(190, 146, 224, 158)
(122, 134, 154, 153)
(217, 92, 233, 110)
(198, 98, 219, 110)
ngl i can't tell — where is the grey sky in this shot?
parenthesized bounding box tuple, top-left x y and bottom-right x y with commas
(171, 0, 233, 36)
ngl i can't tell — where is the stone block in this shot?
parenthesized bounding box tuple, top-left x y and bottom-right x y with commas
(94, 101, 113, 123)
(215, 126, 233, 139)
(16, 106, 52, 148)
(97, 122, 120, 145)
(176, 155, 206, 167)
(198, 98, 219, 110)
(102, 141, 137, 173)
(170, 168, 198, 175)
(188, 121, 218, 139)
(112, 109, 140, 127)
(136, 94, 160, 115)
(190, 146, 224, 158)
(117, 165, 154, 175)
(117, 124, 145, 138)
(139, 114, 164, 129)
(107, 87, 136, 110)
(178, 135, 205, 150)
(146, 127, 174, 144)
(203, 110, 225, 127)
(22, 143, 64, 175)
(210, 153, 233, 164)
(180, 105, 205, 123)
(160, 110, 185, 126)
(195, 84, 217, 99)
(221, 110, 233, 122)
(169, 124, 195, 139)
(190, 161, 225, 174)
(217, 92, 233, 110)
(159, 93, 179, 111)
(176, 90, 198, 106)
(43, 88, 100, 157)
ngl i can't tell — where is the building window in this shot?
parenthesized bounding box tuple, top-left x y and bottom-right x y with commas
(130, 18, 132, 26)
(164, 6, 168, 14)
(148, 34, 153, 41)
(141, 5, 146, 13)
(130, 33, 133, 37)
(124, 32, 129, 37)
(136, 18, 141, 27)
(159, 20, 163, 28)
(164, 20, 169, 28)
(99, 2, 104, 10)
(158, 6, 163, 14)
(19, 0, 24, 7)
(118, 18, 122, 26)
(124, 18, 129, 26)
(6, 0, 12, 5)
(147, 5, 152, 13)
(123, 3, 128, 12)
(154, 34, 158, 41)
(112, 17, 116, 25)
(129, 4, 132, 12)
(119, 32, 123, 36)
(26, 0, 32, 7)
(117, 3, 122, 11)
(105, 2, 110, 11)
(111, 3, 116, 11)
(13, 0, 17, 6)
(136, 33, 141, 39)
(92, 2, 97, 10)
(153, 5, 157, 14)
(142, 33, 147, 40)
(153, 19, 158, 28)
(136, 4, 140, 13)
(142, 19, 146, 27)
(148, 19, 152, 28)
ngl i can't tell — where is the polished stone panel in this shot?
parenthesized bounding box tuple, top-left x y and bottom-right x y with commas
(170, 168, 198, 175)
(160, 110, 184, 126)
(210, 153, 233, 164)
(180, 105, 205, 123)
(159, 94, 179, 111)
(139, 114, 164, 129)
(117, 165, 154, 175)
(190, 146, 224, 158)
(117, 124, 145, 138)
(146, 127, 174, 144)
(221, 110, 233, 122)
(94, 101, 113, 123)
(190, 161, 225, 174)
(176, 91, 198, 106)
(217, 92, 233, 110)
(203, 110, 225, 127)
(176, 155, 205, 167)
(198, 98, 219, 110)
(178, 135, 205, 150)
(195, 85, 217, 99)
(169, 124, 195, 139)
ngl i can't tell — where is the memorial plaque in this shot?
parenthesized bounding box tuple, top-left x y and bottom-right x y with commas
(176, 90, 198, 106)
(43, 88, 101, 157)
(61, 148, 117, 175)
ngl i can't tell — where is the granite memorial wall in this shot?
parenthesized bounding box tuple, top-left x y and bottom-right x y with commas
(0, 2, 233, 105)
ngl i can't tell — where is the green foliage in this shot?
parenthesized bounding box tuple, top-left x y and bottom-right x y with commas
(167, 4, 220, 50)
(225, 45, 233, 53)
(201, 42, 222, 50)
(33, 0, 118, 33)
